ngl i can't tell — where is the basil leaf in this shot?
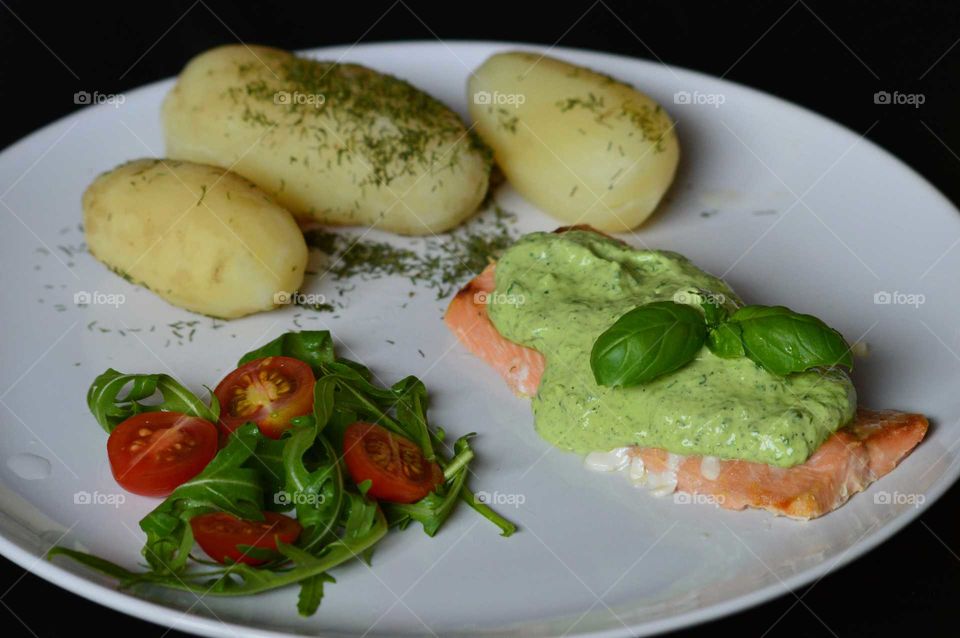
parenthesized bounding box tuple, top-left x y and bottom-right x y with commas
(700, 296, 728, 326)
(590, 301, 707, 387)
(729, 305, 853, 375)
(707, 322, 745, 359)
(238, 330, 335, 373)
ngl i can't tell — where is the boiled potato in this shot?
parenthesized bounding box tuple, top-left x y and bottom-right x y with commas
(469, 52, 679, 231)
(162, 45, 491, 235)
(83, 158, 307, 319)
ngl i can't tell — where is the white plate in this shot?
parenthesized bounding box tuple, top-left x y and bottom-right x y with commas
(0, 41, 957, 638)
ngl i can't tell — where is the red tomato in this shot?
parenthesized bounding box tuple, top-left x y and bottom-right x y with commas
(214, 356, 315, 439)
(190, 511, 302, 565)
(107, 412, 218, 497)
(342, 422, 444, 504)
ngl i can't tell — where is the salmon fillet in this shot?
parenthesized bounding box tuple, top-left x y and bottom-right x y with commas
(444, 265, 545, 397)
(444, 262, 928, 519)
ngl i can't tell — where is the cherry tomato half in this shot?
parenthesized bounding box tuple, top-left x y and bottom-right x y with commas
(107, 412, 218, 497)
(342, 422, 444, 504)
(214, 356, 315, 439)
(190, 511, 302, 565)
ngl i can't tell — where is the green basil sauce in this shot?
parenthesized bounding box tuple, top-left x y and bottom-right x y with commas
(487, 231, 856, 467)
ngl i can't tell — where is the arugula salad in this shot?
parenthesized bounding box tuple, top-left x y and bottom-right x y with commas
(50, 331, 515, 616)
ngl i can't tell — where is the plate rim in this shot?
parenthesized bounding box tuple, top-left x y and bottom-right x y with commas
(0, 38, 958, 638)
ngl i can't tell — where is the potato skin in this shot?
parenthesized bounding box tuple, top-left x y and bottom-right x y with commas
(469, 52, 679, 232)
(162, 45, 491, 235)
(83, 159, 307, 319)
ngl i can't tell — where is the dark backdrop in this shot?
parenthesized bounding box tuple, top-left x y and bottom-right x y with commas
(1, 1, 958, 636)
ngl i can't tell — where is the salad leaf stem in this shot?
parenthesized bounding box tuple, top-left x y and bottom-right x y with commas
(87, 369, 219, 433)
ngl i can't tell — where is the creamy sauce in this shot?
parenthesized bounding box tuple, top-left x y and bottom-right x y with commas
(488, 231, 856, 467)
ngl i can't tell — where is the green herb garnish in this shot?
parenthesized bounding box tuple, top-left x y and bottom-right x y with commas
(86, 370, 219, 433)
(230, 54, 492, 190)
(590, 302, 707, 387)
(591, 300, 853, 387)
(52, 330, 515, 616)
(304, 203, 518, 300)
(722, 305, 854, 375)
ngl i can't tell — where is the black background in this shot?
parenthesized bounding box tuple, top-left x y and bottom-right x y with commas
(1, 1, 958, 635)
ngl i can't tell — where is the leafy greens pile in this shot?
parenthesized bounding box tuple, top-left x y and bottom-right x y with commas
(50, 331, 515, 616)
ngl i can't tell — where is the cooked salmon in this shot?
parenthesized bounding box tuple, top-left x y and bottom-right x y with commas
(444, 264, 544, 397)
(444, 261, 928, 519)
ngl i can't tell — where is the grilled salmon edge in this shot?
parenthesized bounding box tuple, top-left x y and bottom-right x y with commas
(444, 262, 929, 520)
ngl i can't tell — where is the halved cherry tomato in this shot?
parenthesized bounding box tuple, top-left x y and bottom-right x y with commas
(342, 422, 444, 504)
(190, 511, 302, 566)
(107, 412, 218, 497)
(214, 356, 315, 439)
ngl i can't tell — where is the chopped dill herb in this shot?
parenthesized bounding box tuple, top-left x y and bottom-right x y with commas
(556, 92, 605, 114)
(226, 53, 492, 190)
(295, 298, 337, 313)
(495, 107, 519, 133)
(556, 92, 671, 151)
(303, 202, 518, 301)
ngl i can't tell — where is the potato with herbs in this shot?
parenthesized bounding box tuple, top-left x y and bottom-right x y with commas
(162, 45, 491, 235)
(469, 51, 679, 232)
(83, 159, 308, 319)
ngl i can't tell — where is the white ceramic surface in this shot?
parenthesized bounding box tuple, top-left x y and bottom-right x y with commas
(0, 41, 957, 637)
